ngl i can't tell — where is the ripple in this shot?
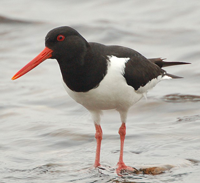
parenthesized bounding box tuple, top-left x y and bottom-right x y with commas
(162, 93, 200, 103)
(0, 15, 42, 24)
(177, 115, 200, 123)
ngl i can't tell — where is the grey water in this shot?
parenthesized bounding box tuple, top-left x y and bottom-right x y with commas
(1, 0, 200, 182)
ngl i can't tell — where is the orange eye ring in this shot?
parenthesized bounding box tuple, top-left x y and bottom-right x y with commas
(57, 35, 65, 41)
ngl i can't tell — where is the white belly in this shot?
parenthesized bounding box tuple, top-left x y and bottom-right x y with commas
(64, 78, 143, 111)
(63, 56, 143, 112)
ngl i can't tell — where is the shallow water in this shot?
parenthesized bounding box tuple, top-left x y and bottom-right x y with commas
(1, 0, 200, 182)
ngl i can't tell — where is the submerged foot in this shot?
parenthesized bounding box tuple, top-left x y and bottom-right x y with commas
(116, 162, 137, 176)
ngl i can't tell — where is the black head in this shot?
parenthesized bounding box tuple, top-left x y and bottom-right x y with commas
(45, 26, 89, 63)
(12, 26, 90, 80)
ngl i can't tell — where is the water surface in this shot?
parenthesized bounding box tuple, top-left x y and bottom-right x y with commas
(1, 0, 200, 182)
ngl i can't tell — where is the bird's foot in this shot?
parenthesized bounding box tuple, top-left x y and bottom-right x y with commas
(116, 162, 137, 176)
(94, 162, 101, 168)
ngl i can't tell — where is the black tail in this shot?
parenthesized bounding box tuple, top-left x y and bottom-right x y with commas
(165, 73, 183, 79)
(148, 58, 190, 68)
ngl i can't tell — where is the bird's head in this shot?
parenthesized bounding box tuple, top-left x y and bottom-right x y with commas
(12, 26, 89, 80)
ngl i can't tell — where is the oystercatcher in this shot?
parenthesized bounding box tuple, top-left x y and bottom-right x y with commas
(12, 26, 189, 175)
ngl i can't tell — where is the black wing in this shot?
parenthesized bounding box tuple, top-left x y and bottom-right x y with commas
(90, 43, 187, 91)
(123, 56, 165, 90)
(104, 45, 165, 90)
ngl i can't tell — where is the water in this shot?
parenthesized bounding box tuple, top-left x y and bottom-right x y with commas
(1, 0, 200, 182)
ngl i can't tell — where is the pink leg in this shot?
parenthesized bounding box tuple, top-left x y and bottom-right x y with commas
(94, 124, 102, 168)
(116, 123, 135, 175)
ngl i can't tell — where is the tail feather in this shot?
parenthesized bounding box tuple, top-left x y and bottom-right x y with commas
(165, 73, 183, 79)
(148, 58, 190, 68)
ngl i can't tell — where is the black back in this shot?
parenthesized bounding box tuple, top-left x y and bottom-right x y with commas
(99, 44, 165, 90)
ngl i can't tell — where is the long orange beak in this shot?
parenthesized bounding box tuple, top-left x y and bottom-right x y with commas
(12, 47, 53, 80)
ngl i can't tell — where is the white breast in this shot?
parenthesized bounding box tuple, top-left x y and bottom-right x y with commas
(63, 56, 143, 112)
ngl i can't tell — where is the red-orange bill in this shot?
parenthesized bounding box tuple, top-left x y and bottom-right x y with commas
(12, 47, 53, 80)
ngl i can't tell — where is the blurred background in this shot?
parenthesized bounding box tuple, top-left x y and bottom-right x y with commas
(0, 0, 200, 182)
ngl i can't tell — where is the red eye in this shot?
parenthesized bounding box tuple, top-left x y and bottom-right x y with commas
(57, 35, 65, 41)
